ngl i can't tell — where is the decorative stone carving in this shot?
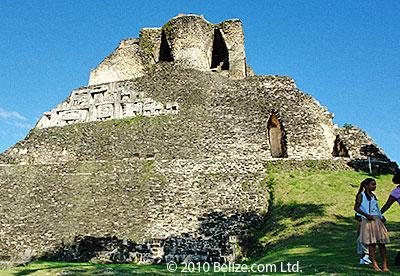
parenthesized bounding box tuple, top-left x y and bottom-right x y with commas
(166, 102, 179, 114)
(121, 91, 131, 101)
(143, 100, 162, 116)
(132, 102, 143, 116)
(103, 91, 115, 102)
(2, 15, 398, 268)
(58, 109, 88, 125)
(121, 102, 144, 117)
(78, 95, 89, 106)
(36, 80, 179, 129)
(97, 104, 113, 119)
(70, 91, 90, 107)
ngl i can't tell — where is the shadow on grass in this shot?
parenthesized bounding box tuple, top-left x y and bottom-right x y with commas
(12, 262, 92, 276)
(286, 218, 400, 275)
(11, 262, 169, 276)
(250, 201, 400, 275)
(242, 202, 326, 257)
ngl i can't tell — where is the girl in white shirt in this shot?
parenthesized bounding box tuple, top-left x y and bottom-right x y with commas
(354, 178, 389, 272)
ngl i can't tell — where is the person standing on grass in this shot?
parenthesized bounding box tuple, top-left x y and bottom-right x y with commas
(354, 178, 390, 272)
(380, 174, 400, 214)
(355, 213, 371, 265)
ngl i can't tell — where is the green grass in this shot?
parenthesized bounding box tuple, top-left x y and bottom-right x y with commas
(253, 169, 400, 275)
(0, 262, 172, 275)
(2, 168, 400, 275)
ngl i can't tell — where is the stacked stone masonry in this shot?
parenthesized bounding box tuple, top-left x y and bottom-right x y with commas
(33, 64, 390, 164)
(0, 158, 267, 263)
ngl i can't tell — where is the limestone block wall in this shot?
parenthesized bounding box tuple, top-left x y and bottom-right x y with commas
(336, 127, 389, 161)
(336, 127, 397, 173)
(88, 39, 149, 85)
(0, 65, 397, 262)
(5, 64, 393, 169)
(165, 15, 214, 70)
(0, 158, 267, 261)
(282, 92, 335, 159)
(139, 28, 162, 63)
(1, 15, 397, 264)
(217, 19, 246, 78)
(163, 15, 246, 76)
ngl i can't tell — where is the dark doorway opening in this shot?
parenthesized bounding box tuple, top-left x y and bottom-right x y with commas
(210, 29, 229, 70)
(267, 114, 287, 158)
(159, 30, 173, 62)
(332, 135, 349, 157)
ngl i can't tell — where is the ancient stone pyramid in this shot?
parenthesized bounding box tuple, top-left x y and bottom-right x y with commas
(0, 14, 396, 264)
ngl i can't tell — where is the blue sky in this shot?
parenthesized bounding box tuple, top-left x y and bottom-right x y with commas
(0, 0, 399, 164)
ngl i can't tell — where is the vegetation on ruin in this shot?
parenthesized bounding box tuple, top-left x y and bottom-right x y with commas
(138, 35, 155, 58)
(111, 115, 146, 126)
(161, 22, 174, 39)
(110, 114, 174, 127)
(216, 21, 230, 31)
(343, 123, 354, 129)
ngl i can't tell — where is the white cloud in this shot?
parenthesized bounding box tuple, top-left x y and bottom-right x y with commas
(0, 107, 27, 121)
(4, 120, 33, 130)
(13, 122, 34, 130)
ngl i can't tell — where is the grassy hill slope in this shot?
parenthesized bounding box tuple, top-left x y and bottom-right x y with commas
(253, 165, 400, 275)
(3, 165, 400, 275)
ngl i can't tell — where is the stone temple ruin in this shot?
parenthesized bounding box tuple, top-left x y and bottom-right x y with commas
(0, 14, 397, 265)
(36, 14, 246, 129)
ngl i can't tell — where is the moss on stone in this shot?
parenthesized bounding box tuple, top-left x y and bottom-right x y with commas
(161, 22, 174, 39)
(116, 115, 144, 126)
(139, 36, 155, 58)
(241, 180, 250, 191)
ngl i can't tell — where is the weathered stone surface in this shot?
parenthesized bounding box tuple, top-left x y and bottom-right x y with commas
(43, 211, 260, 264)
(88, 14, 247, 86)
(31, 14, 394, 168)
(88, 39, 149, 85)
(338, 127, 398, 174)
(17, 65, 393, 165)
(0, 158, 267, 263)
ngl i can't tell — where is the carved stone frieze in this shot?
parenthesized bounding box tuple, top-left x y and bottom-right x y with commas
(36, 81, 179, 129)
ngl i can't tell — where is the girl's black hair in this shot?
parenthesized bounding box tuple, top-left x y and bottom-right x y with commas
(357, 178, 376, 201)
(393, 174, 400, 185)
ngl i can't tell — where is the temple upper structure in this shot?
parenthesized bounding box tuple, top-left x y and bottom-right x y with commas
(88, 14, 248, 86)
(36, 14, 252, 129)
